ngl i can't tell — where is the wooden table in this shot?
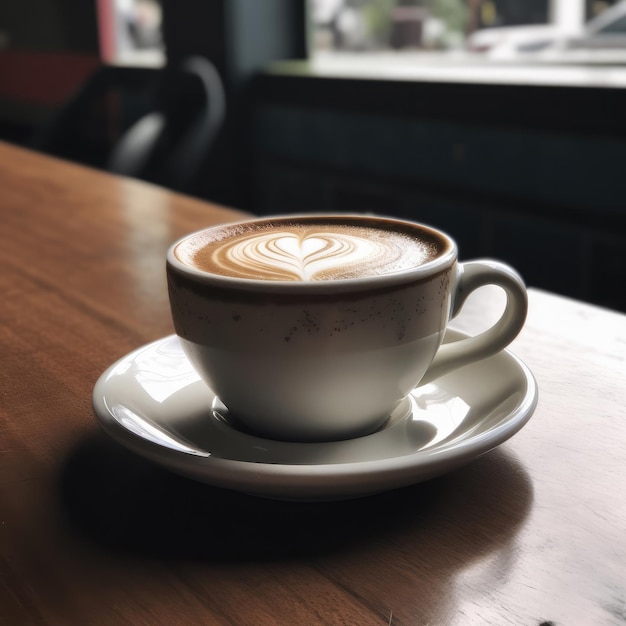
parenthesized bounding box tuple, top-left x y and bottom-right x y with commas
(1, 142, 625, 625)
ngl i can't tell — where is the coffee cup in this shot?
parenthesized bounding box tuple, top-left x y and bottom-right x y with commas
(167, 214, 527, 442)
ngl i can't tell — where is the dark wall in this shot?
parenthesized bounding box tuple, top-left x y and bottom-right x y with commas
(0, 0, 99, 52)
(249, 73, 626, 312)
(160, 0, 307, 104)
(0, 0, 100, 143)
(161, 0, 307, 207)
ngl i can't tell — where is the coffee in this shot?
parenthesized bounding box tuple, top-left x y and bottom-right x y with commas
(174, 216, 445, 282)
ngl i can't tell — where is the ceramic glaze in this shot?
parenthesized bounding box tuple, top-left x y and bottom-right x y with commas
(92, 332, 538, 500)
(167, 214, 528, 442)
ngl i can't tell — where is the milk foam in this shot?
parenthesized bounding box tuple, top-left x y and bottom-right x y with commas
(176, 221, 441, 281)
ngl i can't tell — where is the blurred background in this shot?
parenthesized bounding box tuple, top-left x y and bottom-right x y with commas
(312, 0, 626, 57)
(1, 0, 625, 311)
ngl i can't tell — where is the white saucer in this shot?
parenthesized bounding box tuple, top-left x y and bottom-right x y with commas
(93, 330, 537, 500)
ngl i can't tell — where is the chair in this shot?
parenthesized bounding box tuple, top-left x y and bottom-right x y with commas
(32, 56, 226, 194)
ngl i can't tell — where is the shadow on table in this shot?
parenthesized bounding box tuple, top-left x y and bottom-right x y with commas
(58, 431, 533, 565)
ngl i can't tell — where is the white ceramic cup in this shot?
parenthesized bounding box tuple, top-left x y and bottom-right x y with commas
(167, 214, 527, 442)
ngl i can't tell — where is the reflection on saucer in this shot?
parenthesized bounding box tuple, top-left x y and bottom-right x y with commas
(93, 331, 537, 500)
(207, 394, 439, 465)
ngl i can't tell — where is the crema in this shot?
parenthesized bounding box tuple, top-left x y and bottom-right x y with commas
(174, 217, 444, 281)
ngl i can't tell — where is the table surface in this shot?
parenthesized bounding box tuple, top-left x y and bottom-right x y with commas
(1, 142, 625, 626)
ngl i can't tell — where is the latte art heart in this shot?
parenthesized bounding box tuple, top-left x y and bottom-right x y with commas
(219, 231, 386, 281)
(176, 220, 441, 281)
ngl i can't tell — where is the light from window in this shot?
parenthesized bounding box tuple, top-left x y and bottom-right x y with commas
(310, 0, 626, 64)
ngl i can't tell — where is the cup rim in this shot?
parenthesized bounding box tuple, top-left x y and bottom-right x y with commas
(166, 213, 458, 293)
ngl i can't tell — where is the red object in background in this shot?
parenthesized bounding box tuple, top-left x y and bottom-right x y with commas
(0, 50, 100, 106)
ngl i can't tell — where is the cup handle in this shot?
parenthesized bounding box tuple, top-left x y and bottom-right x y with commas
(420, 260, 528, 386)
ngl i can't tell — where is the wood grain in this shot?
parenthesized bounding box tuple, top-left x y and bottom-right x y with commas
(1, 142, 625, 625)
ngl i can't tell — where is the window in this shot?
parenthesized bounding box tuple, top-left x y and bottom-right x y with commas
(98, 0, 164, 65)
(310, 0, 626, 63)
